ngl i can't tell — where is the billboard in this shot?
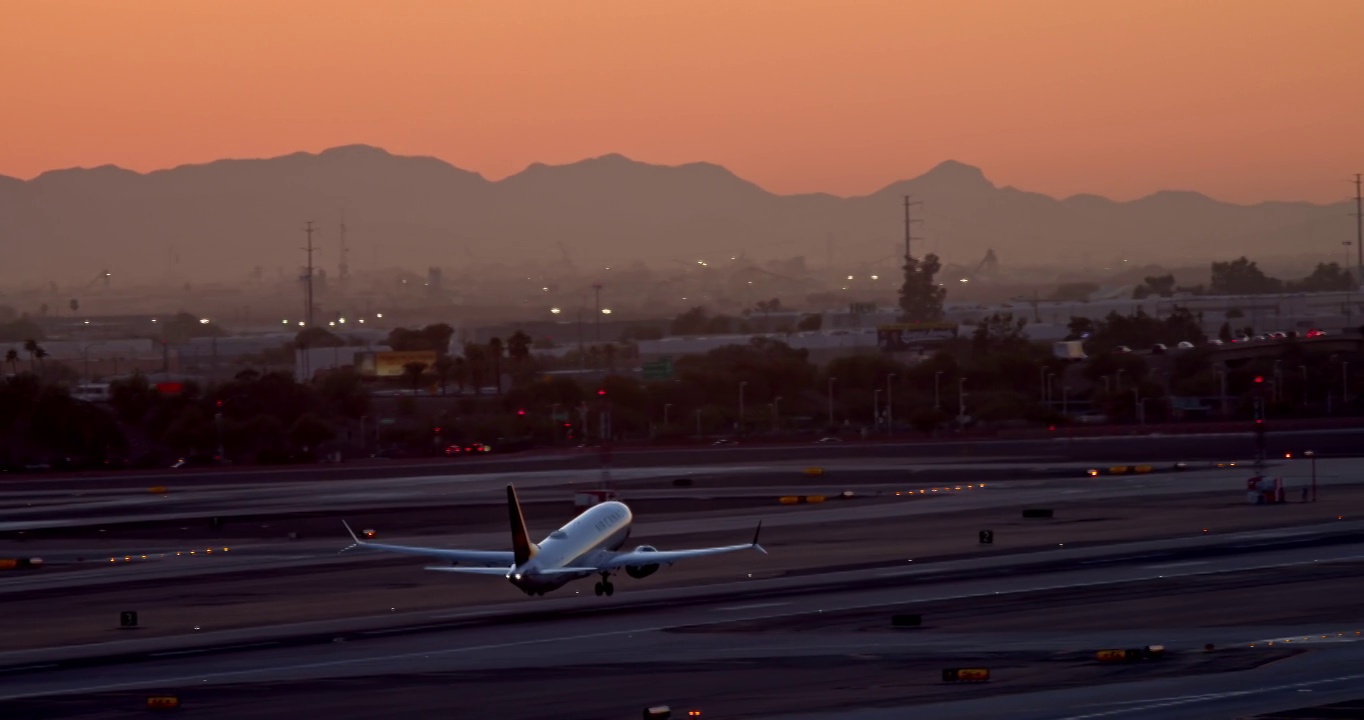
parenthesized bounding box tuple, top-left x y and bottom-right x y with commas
(358, 350, 439, 377)
(876, 323, 959, 352)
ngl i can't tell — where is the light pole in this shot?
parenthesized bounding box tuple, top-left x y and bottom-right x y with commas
(695, 408, 703, 438)
(1305, 450, 1317, 502)
(1132, 388, 1142, 425)
(934, 371, 942, 411)
(1039, 366, 1048, 403)
(663, 403, 673, 428)
(827, 377, 837, 428)
(1300, 365, 1308, 405)
(738, 381, 747, 434)
(886, 373, 896, 436)
(874, 388, 882, 430)
(1344, 362, 1350, 404)
(772, 396, 781, 433)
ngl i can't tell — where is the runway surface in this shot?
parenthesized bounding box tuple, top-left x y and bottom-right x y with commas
(2, 540, 1361, 719)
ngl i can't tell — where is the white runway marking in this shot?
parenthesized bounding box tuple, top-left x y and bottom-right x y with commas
(713, 601, 790, 612)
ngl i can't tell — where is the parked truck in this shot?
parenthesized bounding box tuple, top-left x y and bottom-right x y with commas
(1052, 340, 1087, 360)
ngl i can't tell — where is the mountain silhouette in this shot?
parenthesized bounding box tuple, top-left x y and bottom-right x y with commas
(0, 145, 1352, 285)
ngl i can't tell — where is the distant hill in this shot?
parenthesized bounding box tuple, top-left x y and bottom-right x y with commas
(0, 145, 1353, 285)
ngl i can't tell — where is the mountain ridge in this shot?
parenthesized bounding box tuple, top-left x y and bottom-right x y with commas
(0, 145, 1352, 285)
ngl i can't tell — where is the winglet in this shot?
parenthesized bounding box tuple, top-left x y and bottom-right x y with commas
(751, 520, 767, 555)
(339, 519, 365, 554)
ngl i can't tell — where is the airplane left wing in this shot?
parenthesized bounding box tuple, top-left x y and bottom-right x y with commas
(592, 521, 766, 571)
(342, 520, 514, 567)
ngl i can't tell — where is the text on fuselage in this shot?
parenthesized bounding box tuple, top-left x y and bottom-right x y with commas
(593, 509, 625, 533)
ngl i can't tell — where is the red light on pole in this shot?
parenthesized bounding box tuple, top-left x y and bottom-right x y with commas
(1254, 376, 1264, 383)
(516, 409, 525, 416)
(597, 388, 606, 396)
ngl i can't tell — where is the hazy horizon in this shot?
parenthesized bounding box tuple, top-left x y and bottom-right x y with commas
(4, 1, 1362, 205)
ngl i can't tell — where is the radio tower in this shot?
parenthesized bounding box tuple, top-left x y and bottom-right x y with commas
(302, 221, 316, 328)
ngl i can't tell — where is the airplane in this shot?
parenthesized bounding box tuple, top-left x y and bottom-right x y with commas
(341, 483, 766, 597)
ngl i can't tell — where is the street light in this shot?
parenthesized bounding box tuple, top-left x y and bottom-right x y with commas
(934, 371, 942, 412)
(772, 396, 782, 432)
(663, 403, 673, 427)
(874, 388, 882, 430)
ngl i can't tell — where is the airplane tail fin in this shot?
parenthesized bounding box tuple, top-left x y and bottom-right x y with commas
(507, 484, 538, 566)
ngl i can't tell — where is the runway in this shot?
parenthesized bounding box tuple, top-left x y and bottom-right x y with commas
(2, 540, 1361, 719)
(4, 441, 1363, 719)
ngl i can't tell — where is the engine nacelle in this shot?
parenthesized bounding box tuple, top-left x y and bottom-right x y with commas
(625, 545, 660, 579)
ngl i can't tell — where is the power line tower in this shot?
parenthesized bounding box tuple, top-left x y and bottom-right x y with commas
(338, 210, 351, 287)
(902, 195, 922, 261)
(1353, 173, 1362, 285)
(302, 221, 317, 328)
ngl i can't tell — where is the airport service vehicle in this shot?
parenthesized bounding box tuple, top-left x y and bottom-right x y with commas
(342, 484, 765, 597)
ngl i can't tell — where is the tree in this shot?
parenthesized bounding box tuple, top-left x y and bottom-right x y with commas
(3, 349, 17, 375)
(971, 313, 1030, 356)
(289, 413, 335, 454)
(1132, 274, 1176, 299)
(488, 337, 505, 394)
(387, 323, 455, 353)
(1290, 262, 1356, 292)
(22, 338, 44, 372)
(433, 355, 455, 395)
(402, 361, 428, 392)
(897, 253, 946, 323)
(796, 314, 822, 332)
(1209, 257, 1281, 295)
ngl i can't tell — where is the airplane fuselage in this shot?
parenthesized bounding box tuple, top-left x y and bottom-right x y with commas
(507, 500, 633, 594)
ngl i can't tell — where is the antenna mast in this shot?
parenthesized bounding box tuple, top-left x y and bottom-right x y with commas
(903, 195, 922, 261)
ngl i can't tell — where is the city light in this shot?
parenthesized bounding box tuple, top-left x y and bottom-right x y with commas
(199, 318, 210, 324)
(601, 308, 612, 314)
(376, 313, 383, 318)
(871, 275, 879, 280)
(338, 317, 346, 324)
(281, 319, 289, 324)
(847, 275, 854, 280)
(551, 307, 562, 314)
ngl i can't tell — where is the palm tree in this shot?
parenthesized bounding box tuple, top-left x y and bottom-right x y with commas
(402, 361, 428, 393)
(507, 330, 532, 383)
(22, 338, 41, 372)
(488, 337, 505, 394)
(452, 356, 469, 393)
(463, 343, 488, 394)
(4, 349, 18, 375)
(433, 355, 455, 396)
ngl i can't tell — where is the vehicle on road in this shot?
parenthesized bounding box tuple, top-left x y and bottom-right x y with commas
(342, 484, 766, 597)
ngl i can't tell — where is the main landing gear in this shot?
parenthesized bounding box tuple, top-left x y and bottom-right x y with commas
(593, 572, 615, 597)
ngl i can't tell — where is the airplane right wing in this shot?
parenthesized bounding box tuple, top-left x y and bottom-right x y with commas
(342, 520, 514, 567)
(593, 521, 767, 571)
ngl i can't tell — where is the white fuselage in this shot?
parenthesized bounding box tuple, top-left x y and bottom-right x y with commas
(509, 501, 633, 593)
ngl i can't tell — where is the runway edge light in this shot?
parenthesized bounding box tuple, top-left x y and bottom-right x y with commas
(146, 695, 180, 711)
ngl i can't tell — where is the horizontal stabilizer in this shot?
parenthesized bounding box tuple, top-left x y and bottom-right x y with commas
(424, 566, 513, 576)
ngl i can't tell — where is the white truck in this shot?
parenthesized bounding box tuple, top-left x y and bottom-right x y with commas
(1052, 340, 1087, 361)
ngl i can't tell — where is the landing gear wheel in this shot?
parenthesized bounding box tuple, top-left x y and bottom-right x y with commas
(593, 582, 604, 596)
(603, 581, 615, 597)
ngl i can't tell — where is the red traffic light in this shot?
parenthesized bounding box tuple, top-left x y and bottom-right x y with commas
(516, 409, 526, 416)
(433, 427, 441, 433)
(1254, 376, 1264, 383)
(597, 388, 606, 396)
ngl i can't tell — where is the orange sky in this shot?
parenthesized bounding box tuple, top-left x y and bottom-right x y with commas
(2, 0, 1361, 203)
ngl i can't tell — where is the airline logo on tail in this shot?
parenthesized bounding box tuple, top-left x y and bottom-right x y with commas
(507, 484, 538, 566)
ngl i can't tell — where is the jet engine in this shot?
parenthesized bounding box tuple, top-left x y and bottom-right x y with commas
(624, 545, 660, 579)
